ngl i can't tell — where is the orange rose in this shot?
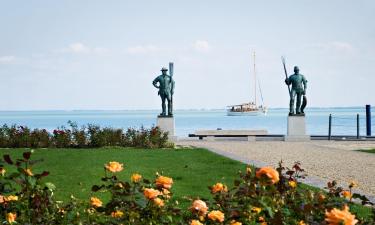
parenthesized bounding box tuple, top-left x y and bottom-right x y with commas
(325, 205, 358, 225)
(298, 221, 307, 225)
(208, 210, 225, 222)
(258, 216, 265, 222)
(0, 195, 5, 204)
(105, 162, 123, 173)
(256, 167, 279, 184)
(143, 188, 161, 200)
(155, 176, 173, 189)
(190, 220, 204, 225)
(131, 173, 142, 183)
(153, 197, 165, 207)
(6, 212, 16, 224)
(230, 220, 242, 225)
(211, 183, 228, 194)
(111, 210, 124, 218)
(190, 199, 208, 215)
(342, 190, 352, 199)
(318, 193, 326, 202)
(90, 197, 102, 208)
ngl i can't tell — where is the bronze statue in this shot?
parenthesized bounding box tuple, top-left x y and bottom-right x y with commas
(285, 66, 307, 115)
(153, 67, 175, 117)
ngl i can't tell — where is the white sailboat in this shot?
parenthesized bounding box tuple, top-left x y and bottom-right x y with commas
(227, 52, 267, 116)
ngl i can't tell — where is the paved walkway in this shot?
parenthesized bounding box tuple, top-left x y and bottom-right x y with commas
(177, 140, 375, 199)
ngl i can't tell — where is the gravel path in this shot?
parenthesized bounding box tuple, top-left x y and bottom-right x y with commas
(177, 140, 375, 199)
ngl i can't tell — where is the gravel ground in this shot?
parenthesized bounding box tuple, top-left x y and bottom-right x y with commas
(177, 140, 375, 199)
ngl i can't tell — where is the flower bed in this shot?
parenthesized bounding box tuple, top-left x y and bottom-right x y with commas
(0, 152, 374, 224)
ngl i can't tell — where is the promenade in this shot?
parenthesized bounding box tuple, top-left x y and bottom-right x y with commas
(177, 140, 375, 199)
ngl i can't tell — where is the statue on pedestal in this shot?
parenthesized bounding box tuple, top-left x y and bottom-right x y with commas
(285, 66, 308, 115)
(152, 66, 175, 117)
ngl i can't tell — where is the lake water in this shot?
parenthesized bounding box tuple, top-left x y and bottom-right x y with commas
(0, 107, 372, 137)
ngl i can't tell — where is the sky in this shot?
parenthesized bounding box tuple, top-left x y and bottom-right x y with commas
(0, 0, 374, 110)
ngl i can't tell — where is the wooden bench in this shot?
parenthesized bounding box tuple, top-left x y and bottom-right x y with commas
(189, 130, 268, 141)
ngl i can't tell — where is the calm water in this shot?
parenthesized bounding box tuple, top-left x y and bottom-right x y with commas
(0, 107, 372, 137)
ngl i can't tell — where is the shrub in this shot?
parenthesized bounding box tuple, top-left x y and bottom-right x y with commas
(0, 123, 170, 149)
(68, 121, 87, 148)
(52, 126, 72, 148)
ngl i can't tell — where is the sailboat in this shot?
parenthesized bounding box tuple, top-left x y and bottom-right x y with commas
(226, 52, 267, 116)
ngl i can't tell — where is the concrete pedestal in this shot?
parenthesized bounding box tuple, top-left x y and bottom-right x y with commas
(285, 116, 310, 141)
(157, 116, 177, 141)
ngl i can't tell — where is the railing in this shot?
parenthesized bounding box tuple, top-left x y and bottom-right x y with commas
(328, 113, 374, 140)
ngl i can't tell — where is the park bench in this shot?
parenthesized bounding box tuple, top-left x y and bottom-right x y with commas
(188, 129, 269, 141)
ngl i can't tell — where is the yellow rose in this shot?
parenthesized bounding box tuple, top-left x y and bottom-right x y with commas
(105, 162, 123, 173)
(153, 197, 165, 207)
(90, 197, 102, 208)
(208, 210, 225, 222)
(6, 212, 16, 224)
(256, 167, 279, 185)
(0, 167, 5, 176)
(24, 168, 33, 176)
(251, 207, 262, 214)
(190, 220, 203, 225)
(111, 210, 124, 218)
(349, 181, 358, 188)
(246, 166, 252, 174)
(143, 188, 161, 200)
(5, 195, 18, 202)
(325, 205, 358, 225)
(155, 176, 173, 189)
(131, 173, 142, 183)
(190, 199, 208, 215)
(289, 181, 297, 188)
(230, 220, 242, 225)
(211, 183, 228, 194)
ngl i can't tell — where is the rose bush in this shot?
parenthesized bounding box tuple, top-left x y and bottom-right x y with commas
(0, 123, 171, 149)
(0, 152, 374, 224)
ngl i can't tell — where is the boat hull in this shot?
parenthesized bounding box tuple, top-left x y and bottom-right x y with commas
(227, 110, 265, 116)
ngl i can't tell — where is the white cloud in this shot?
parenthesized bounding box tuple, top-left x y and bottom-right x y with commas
(59, 42, 108, 54)
(0, 56, 16, 64)
(312, 41, 355, 54)
(127, 45, 159, 54)
(192, 40, 210, 52)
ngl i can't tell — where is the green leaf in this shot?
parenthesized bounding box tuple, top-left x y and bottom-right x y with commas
(44, 182, 56, 191)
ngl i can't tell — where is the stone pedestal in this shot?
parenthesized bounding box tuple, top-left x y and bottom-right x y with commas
(285, 116, 310, 141)
(157, 116, 177, 141)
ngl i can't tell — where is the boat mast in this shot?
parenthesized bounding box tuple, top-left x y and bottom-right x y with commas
(253, 52, 257, 106)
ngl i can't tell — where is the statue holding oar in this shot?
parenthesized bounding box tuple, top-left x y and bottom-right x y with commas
(282, 57, 308, 115)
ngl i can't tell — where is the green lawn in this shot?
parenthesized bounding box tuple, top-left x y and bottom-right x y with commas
(357, 148, 375, 154)
(0, 147, 246, 206)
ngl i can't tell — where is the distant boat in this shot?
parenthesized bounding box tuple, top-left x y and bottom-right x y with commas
(227, 52, 267, 116)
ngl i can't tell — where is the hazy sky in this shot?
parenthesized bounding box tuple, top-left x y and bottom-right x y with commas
(0, 0, 374, 110)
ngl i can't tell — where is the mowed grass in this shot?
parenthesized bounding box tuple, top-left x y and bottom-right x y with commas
(357, 148, 375, 154)
(0, 147, 246, 205)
